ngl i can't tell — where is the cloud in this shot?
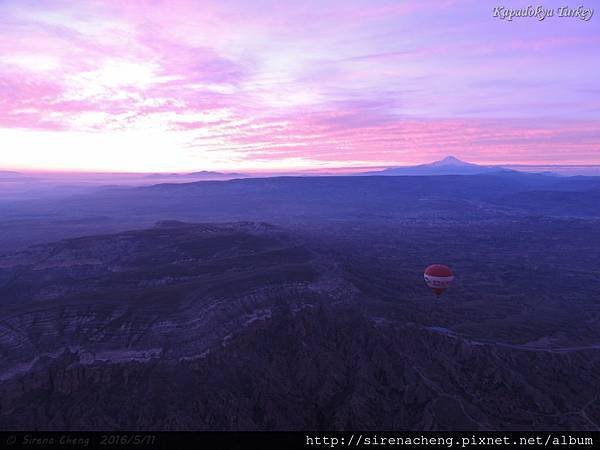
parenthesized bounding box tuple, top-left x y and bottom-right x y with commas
(0, 0, 599, 170)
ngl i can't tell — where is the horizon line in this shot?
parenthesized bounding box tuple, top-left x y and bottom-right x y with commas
(4, 162, 600, 175)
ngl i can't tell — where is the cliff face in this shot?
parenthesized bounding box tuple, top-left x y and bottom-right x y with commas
(0, 222, 599, 430)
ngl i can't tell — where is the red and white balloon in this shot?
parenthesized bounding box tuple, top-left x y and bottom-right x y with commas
(424, 264, 454, 296)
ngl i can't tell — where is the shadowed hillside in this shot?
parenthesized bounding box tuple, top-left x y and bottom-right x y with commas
(1, 221, 600, 430)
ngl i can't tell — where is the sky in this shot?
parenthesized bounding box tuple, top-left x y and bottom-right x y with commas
(0, 0, 599, 172)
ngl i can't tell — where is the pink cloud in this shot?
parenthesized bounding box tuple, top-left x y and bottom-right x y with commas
(191, 112, 600, 165)
(0, 0, 599, 170)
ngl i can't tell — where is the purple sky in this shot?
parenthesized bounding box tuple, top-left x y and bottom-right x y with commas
(1, 0, 598, 172)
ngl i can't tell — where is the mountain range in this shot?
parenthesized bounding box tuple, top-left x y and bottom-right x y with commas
(359, 156, 512, 176)
(145, 171, 247, 179)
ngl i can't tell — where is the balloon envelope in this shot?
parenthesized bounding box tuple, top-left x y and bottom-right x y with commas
(424, 264, 454, 296)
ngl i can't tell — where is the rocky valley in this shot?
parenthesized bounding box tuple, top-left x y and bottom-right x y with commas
(1, 218, 599, 430)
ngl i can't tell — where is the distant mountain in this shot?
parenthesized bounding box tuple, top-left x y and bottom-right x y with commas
(144, 173, 181, 178)
(188, 170, 247, 178)
(0, 170, 24, 180)
(359, 156, 510, 176)
(145, 171, 247, 179)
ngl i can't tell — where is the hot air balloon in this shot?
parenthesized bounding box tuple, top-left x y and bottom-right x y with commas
(424, 264, 454, 296)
